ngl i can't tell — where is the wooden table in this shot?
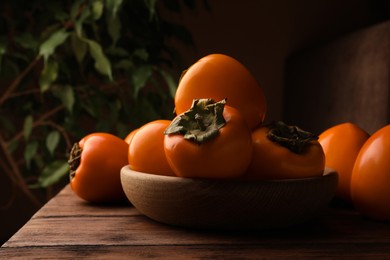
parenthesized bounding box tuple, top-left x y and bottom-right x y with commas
(1, 185, 390, 259)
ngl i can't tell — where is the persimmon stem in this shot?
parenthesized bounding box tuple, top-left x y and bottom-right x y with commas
(195, 113, 206, 131)
(164, 98, 227, 144)
(267, 121, 318, 153)
(68, 143, 82, 181)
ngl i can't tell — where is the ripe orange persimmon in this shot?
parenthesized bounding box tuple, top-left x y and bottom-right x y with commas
(245, 121, 325, 180)
(124, 128, 138, 144)
(164, 99, 253, 179)
(174, 54, 266, 130)
(128, 120, 175, 176)
(318, 122, 369, 202)
(351, 124, 390, 221)
(68, 133, 128, 203)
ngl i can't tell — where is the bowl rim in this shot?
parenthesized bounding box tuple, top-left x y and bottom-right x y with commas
(121, 166, 337, 184)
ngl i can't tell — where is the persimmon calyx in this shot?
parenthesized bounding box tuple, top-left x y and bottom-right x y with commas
(164, 98, 227, 144)
(68, 142, 82, 181)
(267, 121, 318, 153)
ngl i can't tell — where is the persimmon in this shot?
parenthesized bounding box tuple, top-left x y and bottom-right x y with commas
(174, 54, 266, 130)
(164, 98, 253, 179)
(68, 133, 128, 203)
(351, 124, 390, 221)
(318, 122, 369, 202)
(124, 128, 138, 144)
(128, 120, 175, 176)
(245, 121, 325, 180)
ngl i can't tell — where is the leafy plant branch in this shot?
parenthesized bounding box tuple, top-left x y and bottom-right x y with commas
(0, 0, 201, 204)
(0, 56, 41, 106)
(0, 133, 41, 207)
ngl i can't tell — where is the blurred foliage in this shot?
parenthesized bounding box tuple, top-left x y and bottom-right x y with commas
(0, 0, 205, 197)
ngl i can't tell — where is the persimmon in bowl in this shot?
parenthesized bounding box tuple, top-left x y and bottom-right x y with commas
(120, 166, 338, 230)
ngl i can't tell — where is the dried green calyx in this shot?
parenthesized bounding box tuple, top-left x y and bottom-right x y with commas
(267, 121, 318, 153)
(164, 98, 227, 144)
(68, 142, 82, 181)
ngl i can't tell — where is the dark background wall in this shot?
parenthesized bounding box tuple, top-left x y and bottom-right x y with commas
(161, 0, 388, 124)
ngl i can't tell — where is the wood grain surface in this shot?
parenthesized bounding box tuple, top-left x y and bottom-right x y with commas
(1, 184, 390, 259)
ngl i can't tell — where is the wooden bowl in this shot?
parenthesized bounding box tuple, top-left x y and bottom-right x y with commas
(120, 166, 338, 230)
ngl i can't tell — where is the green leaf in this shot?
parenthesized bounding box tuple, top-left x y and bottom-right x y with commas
(132, 66, 152, 98)
(73, 18, 112, 79)
(106, 11, 121, 45)
(15, 33, 38, 51)
(23, 115, 34, 140)
(70, 0, 85, 20)
(70, 32, 87, 63)
(106, 46, 129, 57)
(52, 85, 75, 112)
(33, 160, 69, 188)
(114, 59, 133, 70)
(92, 0, 104, 20)
(144, 0, 157, 20)
(72, 1, 91, 31)
(46, 130, 60, 156)
(86, 39, 112, 80)
(133, 48, 149, 61)
(105, 0, 123, 16)
(24, 141, 38, 169)
(159, 69, 177, 98)
(39, 59, 59, 92)
(40, 23, 62, 42)
(39, 29, 70, 63)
